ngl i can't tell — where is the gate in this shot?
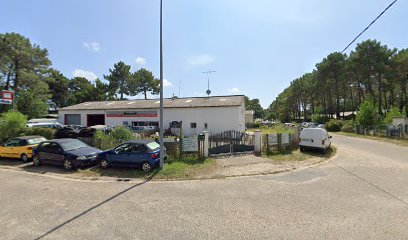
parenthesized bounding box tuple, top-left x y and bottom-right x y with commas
(209, 130, 254, 156)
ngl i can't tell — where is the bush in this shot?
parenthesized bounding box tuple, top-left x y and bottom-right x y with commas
(341, 124, 354, 133)
(325, 119, 343, 132)
(384, 106, 404, 124)
(23, 127, 56, 140)
(356, 99, 381, 128)
(0, 111, 27, 143)
(92, 126, 134, 150)
(110, 126, 134, 141)
(311, 114, 329, 124)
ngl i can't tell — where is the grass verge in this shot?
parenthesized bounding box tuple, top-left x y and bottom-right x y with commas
(78, 156, 217, 180)
(335, 132, 408, 147)
(263, 146, 336, 162)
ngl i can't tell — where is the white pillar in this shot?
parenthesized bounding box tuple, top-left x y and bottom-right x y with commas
(203, 131, 209, 158)
(254, 130, 262, 155)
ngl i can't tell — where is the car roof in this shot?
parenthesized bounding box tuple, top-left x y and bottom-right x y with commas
(43, 138, 80, 144)
(124, 139, 156, 144)
(301, 128, 327, 132)
(14, 135, 45, 140)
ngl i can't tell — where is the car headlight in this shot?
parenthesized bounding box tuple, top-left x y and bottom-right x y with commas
(77, 156, 87, 160)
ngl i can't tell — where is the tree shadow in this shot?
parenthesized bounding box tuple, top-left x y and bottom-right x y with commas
(0, 158, 29, 166)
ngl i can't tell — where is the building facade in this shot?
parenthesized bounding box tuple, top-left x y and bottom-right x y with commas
(58, 96, 245, 136)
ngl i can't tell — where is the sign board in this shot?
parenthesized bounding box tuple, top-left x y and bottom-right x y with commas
(0, 90, 14, 105)
(267, 134, 278, 146)
(182, 137, 198, 152)
(0, 99, 12, 105)
(282, 133, 290, 145)
(106, 111, 157, 118)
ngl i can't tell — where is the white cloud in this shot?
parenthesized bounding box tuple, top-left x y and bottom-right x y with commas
(73, 69, 98, 81)
(83, 42, 101, 52)
(228, 88, 240, 94)
(163, 79, 174, 88)
(187, 54, 215, 65)
(135, 57, 146, 65)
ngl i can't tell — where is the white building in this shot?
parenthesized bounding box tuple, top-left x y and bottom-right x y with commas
(58, 95, 245, 136)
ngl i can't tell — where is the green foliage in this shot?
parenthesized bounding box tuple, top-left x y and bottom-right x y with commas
(0, 111, 27, 142)
(104, 61, 132, 100)
(110, 126, 134, 141)
(92, 126, 134, 150)
(384, 106, 404, 124)
(129, 68, 159, 99)
(341, 123, 354, 133)
(17, 90, 49, 119)
(356, 99, 381, 128)
(311, 114, 329, 124)
(325, 119, 343, 132)
(23, 127, 56, 140)
(245, 96, 265, 119)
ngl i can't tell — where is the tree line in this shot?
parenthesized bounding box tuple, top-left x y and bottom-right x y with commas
(0, 32, 160, 119)
(268, 39, 408, 122)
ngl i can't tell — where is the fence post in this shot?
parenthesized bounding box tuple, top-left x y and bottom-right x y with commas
(254, 130, 262, 155)
(277, 133, 282, 152)
(203, 131, 209, 158)
(266, 134, 269, 154)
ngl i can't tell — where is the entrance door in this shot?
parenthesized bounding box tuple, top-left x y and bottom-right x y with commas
(87, 114, 105, 127)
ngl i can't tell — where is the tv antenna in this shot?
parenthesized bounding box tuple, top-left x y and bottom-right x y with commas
(202, 70, 216, 96)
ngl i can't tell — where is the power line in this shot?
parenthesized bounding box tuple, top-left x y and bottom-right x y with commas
(341, 0, 398, 53)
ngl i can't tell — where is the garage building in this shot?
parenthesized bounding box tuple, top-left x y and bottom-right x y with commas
(58, 95, 245, 136)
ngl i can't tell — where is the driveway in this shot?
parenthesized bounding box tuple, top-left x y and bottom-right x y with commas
(0, 134, 407, 240)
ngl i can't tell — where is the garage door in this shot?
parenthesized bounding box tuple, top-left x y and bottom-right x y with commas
(65, 114, 81, 125)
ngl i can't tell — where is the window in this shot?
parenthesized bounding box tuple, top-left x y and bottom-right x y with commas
(4, 139, 20, 147)
(191, 122, 197, 128)
(204, 123, 208, 129)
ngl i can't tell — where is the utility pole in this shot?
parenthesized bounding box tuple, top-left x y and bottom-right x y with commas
(159, 0, 164, 169)
(202, 70, 216, 96)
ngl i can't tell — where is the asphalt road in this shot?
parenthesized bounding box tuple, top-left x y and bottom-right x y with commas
(1, 134, 407, 240)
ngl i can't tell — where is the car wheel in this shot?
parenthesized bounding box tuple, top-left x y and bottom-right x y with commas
(300, 147, 304, 152)
(321, 148, 327, 154)
(63, 159, 74, 171)
(142, 162, 152, 172)
(100, 159, 109, 169)
(21, 154, 29, 162)
(33, 155, 41, 166)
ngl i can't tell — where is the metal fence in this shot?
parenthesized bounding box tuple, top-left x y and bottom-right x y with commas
(263, 132, 299, 153)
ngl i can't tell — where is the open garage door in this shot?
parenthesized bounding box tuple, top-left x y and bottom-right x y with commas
(65, 114, 81, 125)
(87, 114, 105, 127)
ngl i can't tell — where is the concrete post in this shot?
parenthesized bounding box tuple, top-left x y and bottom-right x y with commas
(254, 130, 262, 155)
(203, 131, 209, 158)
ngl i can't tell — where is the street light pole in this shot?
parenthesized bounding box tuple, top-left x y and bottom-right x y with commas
(159, 0, 164, 169)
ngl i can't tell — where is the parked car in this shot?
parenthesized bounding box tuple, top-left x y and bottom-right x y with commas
(0, 136, 47, 162)
(32, 139, 102, 170)
(27, 122, 63, 129)
(27, 118, 59, 125)
(316, 124, 326, 129)
(97, 140, 167, 172)
(299, 128, 332, 153)
(55, 126, 80, 139)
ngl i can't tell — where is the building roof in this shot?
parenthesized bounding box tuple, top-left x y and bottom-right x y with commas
(59, 95, 245, 111)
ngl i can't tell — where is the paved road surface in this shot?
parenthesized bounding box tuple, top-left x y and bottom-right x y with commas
(0, 134, 407, 240)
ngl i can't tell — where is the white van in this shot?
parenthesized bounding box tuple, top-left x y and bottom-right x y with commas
(299, 128, 332, 153)
(27, 118, 58, 124)
(27, 122, 63, 129)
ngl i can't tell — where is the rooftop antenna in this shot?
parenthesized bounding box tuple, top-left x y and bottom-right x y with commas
(202, 70, 216, 96)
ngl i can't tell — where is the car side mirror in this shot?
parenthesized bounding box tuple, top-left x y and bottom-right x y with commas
(329, 136, 332, 139)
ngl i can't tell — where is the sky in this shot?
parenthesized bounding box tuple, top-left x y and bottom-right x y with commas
(1, 0, 407, 107)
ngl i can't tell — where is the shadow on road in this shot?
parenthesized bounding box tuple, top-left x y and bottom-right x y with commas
(34, 171, 157, 240)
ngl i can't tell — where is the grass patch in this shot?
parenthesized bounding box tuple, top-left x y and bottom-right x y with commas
(77, 156, 216, 180)
(247, 125, 296, 134)
(335, 132, 408, 147)
(264, 146, 336, 162)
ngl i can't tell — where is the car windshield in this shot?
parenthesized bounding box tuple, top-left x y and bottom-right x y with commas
(60, 140, 89, 151)
(27, 138, 46, 145)
(146, 142, 160, 151)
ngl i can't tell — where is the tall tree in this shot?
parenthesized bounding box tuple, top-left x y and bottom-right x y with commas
(67, 77, 96, 105)
(0, 33, 51, 108)
(104, 61, 131, 100)
(129, 68, 159, 99)
(44, 69, 70, 108)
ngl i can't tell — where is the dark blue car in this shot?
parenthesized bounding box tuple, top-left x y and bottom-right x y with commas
(32, 139, 102, 170)
(97, 140, 166, 172)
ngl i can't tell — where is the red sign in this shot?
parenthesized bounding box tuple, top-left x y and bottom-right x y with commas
(1, 90, 14, 100)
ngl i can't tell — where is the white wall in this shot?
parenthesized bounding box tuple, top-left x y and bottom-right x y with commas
(59, 106, 245, 136)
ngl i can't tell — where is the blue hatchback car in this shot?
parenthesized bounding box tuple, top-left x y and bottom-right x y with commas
(97, 140, 166, 172)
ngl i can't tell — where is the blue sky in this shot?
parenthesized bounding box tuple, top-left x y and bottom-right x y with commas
(1, 0, 407, 107)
